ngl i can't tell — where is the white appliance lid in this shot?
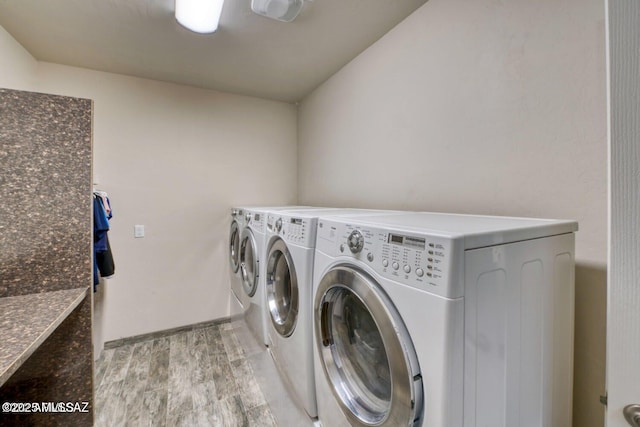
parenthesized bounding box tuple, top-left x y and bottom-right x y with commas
(276, 208, 399, 218)
(323, 212, 578, 249)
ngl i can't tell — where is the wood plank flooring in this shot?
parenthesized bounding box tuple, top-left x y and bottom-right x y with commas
(94, 322, 277, 427)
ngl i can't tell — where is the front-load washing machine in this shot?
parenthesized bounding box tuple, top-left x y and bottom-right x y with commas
(238, 208, 268, 347)
(228, 207, 247, 319)
(312, 212, 577, 427)
(238, 206, 317, 347)
(263, 208, 403, 419)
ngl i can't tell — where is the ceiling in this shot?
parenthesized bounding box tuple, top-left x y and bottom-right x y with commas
(0, 0, 427, 102)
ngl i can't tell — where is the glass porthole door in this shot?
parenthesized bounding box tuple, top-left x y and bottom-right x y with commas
(265, 238, 298, 337)
(315, 266, 423, 427)
(229, 221, 240, 273)
(239, 229, 258, 297)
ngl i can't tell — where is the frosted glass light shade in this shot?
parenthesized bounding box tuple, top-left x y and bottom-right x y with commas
(175, 0, 225, 33)
(251, 0, 305, 22)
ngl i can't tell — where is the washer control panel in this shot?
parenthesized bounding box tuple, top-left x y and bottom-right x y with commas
(317, 219, 464, 299)
(267, 214, 317, 247)
(244, 211, 266, 233)
(347, 230, 365, 253)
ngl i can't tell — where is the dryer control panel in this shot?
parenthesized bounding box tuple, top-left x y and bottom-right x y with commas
(316, 219, 465, 299)
(266, 214, 317, 248)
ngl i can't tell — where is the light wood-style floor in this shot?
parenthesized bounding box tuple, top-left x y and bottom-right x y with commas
(94, 322, 277, 427)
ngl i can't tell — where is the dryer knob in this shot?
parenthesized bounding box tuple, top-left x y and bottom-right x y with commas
(275, 218, 283, 232)
(347, 230, 365, 254)
(245, 213, 251, 222)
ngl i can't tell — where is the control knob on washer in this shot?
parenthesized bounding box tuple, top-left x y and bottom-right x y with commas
(347, 230, 365, 254)
(275, 218, 283, 233)
(245, 213, 251, 222)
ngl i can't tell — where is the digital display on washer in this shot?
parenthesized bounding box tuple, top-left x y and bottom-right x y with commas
(389, 234, 404, 244)
(388, 234, 426, 249)
(291, 218, 303, 225)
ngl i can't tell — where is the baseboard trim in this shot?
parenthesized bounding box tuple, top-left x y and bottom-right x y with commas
(104, 317, 231, 349)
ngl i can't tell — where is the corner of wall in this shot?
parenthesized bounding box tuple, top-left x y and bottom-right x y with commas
(0, 25, 38, 91)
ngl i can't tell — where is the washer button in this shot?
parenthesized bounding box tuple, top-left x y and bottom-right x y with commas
(403, 265, 411, 273)
(392, 261, 399, 270)
(382, 259, 389, 267)
(367, 253, 374, 262)
(339, 244, 345, 253)
(416, 268, 424, 277)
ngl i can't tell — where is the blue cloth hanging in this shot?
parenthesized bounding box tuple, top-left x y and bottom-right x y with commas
(94, 196, 110, 252)
(93, 195, 114, 289)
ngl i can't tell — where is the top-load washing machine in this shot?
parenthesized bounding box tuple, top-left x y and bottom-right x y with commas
(263, 208, 403, 419)
(312, 212, 578, 427)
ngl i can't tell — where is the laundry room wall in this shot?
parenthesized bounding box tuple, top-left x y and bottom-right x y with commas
(0, 26, 298, 356)
(0, 25, 38, 90)
(297, 1, 607, 426)
(31, 63, 298, 353)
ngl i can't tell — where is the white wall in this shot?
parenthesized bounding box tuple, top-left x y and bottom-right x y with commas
(32, 63, 297, 349)
(298, 1, 607, 426)
(0, 26, 298, 353)
(0, 25, 38, 90)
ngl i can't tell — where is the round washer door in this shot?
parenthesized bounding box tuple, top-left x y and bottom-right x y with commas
(239, 228, 258, 297)
(315, 266, 423, 427)
(229, 220, 240, 273)
(265, 238, 298, 337)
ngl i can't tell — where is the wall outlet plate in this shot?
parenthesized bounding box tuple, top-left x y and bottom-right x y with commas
(134, 225, 145, 238)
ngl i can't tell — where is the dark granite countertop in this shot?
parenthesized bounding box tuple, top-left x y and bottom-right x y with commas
(0, 288, 88, 387)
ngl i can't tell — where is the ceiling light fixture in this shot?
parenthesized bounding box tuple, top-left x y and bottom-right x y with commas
(251, 0, 308, 23)
(175, 0, 225, 34)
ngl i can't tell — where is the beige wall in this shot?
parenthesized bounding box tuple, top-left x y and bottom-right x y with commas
(0, 29, 297, 352)
(0, 25, 38, 90)
(33, 63, 297, 349)
(298, 0, 607, 426)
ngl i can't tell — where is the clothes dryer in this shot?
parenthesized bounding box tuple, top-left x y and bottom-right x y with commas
(263, 208, 402, 419)
(312, 212, 577, 427)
